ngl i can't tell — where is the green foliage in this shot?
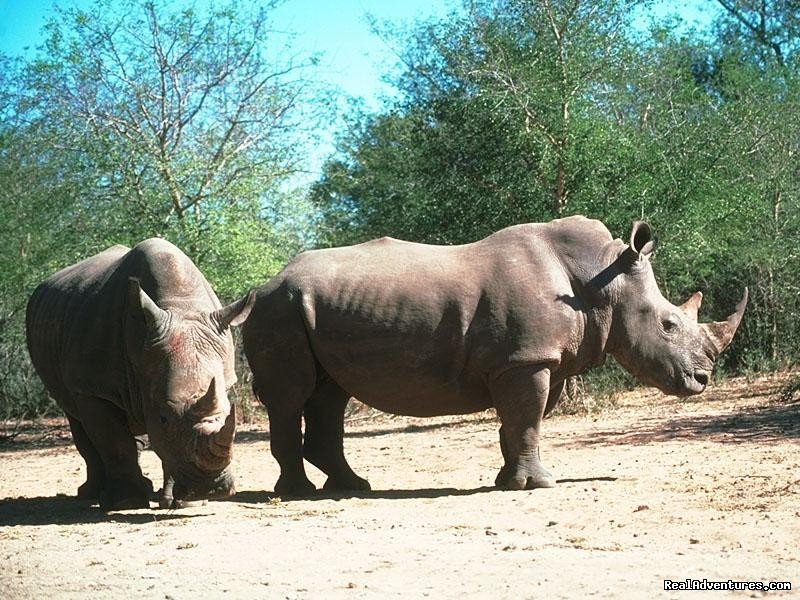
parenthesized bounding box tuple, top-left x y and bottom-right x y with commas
(3, 0, 800, 419)
(312, 0, 800, 386)
(0, 0, 321, 418)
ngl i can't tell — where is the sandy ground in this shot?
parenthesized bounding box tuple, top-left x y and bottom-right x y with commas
(1, 373, 798, 599)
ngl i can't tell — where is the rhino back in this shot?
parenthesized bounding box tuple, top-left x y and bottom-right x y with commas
(253, 216, 612, 416)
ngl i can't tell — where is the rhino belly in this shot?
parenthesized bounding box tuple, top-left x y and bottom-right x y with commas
(344, 376, 491, 418)
(313, 344, 492, 417)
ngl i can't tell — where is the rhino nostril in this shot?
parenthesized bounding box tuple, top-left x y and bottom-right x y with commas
(694, 371, 709, 386)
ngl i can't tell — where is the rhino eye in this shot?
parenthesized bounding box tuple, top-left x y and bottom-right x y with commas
(662, 318, 678, 332)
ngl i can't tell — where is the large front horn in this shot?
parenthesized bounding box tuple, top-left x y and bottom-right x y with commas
(216, 402, 236, 447)
(701, 288, 749, 356)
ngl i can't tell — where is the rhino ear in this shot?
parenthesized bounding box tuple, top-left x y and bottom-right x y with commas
(630, 221, 656, 258)
(128, 278, 170, 339)
(209, 288, 256, 333)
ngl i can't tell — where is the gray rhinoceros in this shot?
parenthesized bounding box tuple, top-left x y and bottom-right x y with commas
(26, 239, 254, 510)
(241, 216, 747, 494)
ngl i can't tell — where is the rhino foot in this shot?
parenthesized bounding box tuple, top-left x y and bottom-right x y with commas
(76, 479, 104, 502)
(323, 475, 371, 492)
(495, 464, 556, 490)
(274, 474, 317, 497)
(99, 475, 154, 511)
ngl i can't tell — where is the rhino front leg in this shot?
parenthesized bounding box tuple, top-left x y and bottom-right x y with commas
(490, 365, 556, 490)
(73, 395, 153, 510)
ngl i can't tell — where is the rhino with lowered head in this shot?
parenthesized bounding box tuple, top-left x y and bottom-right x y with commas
(242, 216, 747, 494)
(26, 239, 254, 510)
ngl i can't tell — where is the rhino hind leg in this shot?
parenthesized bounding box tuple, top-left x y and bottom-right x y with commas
(303, 377, 371, 492)
(66, 415, 106, 501)
(269, 405, 317, 497)
(248, 322, 321, 498)
(490, 365, 556, 490)
(73, 395, 153, 510)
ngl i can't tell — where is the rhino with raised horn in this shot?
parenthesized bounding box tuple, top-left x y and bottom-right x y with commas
(26, 239, 255, 510)
(605, 221, 748, 397)
(241, 216, 747, 494)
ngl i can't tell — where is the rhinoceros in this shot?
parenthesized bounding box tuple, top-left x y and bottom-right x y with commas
(241, 216, 747, 494)
(26, 239, 254, 510)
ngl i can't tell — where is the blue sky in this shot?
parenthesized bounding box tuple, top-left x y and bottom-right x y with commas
(0, 0, 460, 110)
(0, 0, 718, 107)
(0, 0, 717, 184)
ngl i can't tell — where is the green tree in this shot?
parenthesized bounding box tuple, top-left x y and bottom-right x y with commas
(313, 0, 644, 247)
(21, 0, 319, 287)
(697, 0, 800, 369)
(0, 0, 323, 417)
(311, 0, 800, 379)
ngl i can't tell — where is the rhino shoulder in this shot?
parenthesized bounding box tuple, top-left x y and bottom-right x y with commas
(546, 215, 613, 242)
(124, 238, 212, 302)
(129, 237, 183, 257)
(478, 216, 608, 247)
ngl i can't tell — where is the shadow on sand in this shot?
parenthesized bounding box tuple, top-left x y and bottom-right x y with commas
(224, 486, 499, 505)
(0, 494, 205, 527)
(568, 400, 799, 447)
(224, 475, 621, 505)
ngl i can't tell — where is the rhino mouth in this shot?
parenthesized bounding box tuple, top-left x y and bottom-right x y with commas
(171, 464, 236, 502)
(680, 369, 710, 396)
(173, 480, 236, 502)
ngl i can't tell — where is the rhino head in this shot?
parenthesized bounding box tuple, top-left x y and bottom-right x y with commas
(127, 279, 255, 503)
(602, 221, 747, 397)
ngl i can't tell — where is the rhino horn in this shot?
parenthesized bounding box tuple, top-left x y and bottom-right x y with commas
(192, 377, 221, 419)
(192, 381, 235, 468)
(202, 403, 236, 465)
(212, 402, 236, 452)
(210, 289, 256, 333)
(680, 291, 703, 322)
(701, 288, 749, 357)
(129, 278, 170, 339)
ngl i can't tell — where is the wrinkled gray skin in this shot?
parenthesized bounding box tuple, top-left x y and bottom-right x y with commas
(26, 239, 254, 511)
(242, 216, 747, 495)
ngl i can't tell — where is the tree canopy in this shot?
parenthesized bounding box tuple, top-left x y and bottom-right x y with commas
(0, 0, 323, 416)
(2, 0, 799, 417)
(310, 0, 800, 382)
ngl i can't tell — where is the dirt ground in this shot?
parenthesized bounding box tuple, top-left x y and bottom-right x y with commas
(1, 373, 798, 599)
